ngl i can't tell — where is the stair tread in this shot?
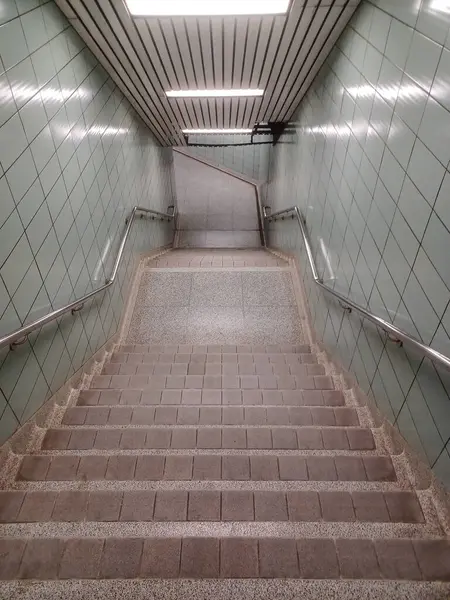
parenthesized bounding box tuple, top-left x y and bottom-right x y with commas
(78, 388, 346, 407)
(102, 362, 325, 376)
(65, 404, 360, 426)
(16, 453, 397, 483)
(89, 373, 335, 391)
(0, 534, 448, 581)
(42, 425, 374, 451)
(0, 488, 425, 524)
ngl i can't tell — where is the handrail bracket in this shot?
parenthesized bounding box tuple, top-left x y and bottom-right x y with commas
(10, 335, 28, 351)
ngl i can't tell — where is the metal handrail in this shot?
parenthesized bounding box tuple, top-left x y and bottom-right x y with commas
(0, 206, 175, 351)
(264, 205, 450, 372)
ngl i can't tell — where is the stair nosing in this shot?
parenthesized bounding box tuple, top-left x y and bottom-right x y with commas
(55, 424, 367, 430)
(12, 480, 407, 492)
(35, 449, 383, 457)
(73, 403, 352, 409)
(0, 521, 439, 539)
(0, 579, 447, 600)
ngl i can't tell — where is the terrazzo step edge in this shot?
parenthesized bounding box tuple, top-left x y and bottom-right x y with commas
(0, 535, 449, 581)
(0, 488, 426, 525)
(0, 522, 441, 542)
(1, 578, 449, 600)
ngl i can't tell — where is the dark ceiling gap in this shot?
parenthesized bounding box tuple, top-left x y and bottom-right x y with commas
(273, 0, 338, 121)
(80, 0, 175, 142)
(94, 0, 178, 140)
(68, 0, 167, 144)
(282, 0, 351, 121)
(262, 2, 320, 122)
(256, 3, 307, 123)
(110, 2, 183, 142)
(150, 19, 194, 130)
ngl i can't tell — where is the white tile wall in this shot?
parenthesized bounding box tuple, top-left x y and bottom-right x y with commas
(0, 0, 175, 443)
(174, 151, 261, 248)
(181, 134, 271, 182)
(267, 0, 450, 485)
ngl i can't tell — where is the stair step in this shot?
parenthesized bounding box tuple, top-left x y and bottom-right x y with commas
(1, 535, 448, 580)
(78, 389, 346, 407)
(17, 454, 396, 482)
(102, 362, 325, 376)
(68, 404, 358, 426)
(117, 344, 311, 354)
(89, 374, 334, 391)
(42, 426, 374, 451)
(111, 352, 318, 365)
(0, 489, 424, 524)
(149, 253, 287, 268)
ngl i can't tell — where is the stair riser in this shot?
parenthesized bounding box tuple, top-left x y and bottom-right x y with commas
(117, 345, 311, 354)
(90, 375, 334, 391)
(78, 389, 346, 408)
(66, 405, 359, 427)
(42, 427, 375, 451)
(0, 535, 446, 581)
(111, 353, 318, 365)
(17, 455, 397, 483)
(0, 490, 424, 524)
(102, 363, 325, 377)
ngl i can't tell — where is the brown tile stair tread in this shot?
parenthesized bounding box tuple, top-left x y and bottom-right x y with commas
(89, 374, 335, 391)
(0, 490, 425, 523)
(1, 323, 446, 587)
(17, 454, 397, 481)
(102, 362, 325, 376)
(42, 426, 374, 450)
(77, 389, 346, 407)
(0, 536, 449, 580)
(67, 405, 359, 427)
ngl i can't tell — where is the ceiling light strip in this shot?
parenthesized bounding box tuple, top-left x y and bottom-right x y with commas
(182, 128, 253, 134)
(166, 89, 264, 98)
(127, 0, 290, 16)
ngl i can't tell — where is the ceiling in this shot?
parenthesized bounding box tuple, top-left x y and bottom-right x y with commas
(55, 0, 360, 146)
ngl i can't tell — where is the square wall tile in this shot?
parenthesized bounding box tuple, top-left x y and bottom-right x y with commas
(0, 2, 175, 442)
(266, 0, 450, 484)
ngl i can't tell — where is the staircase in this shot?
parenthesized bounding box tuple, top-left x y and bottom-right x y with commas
(0, 249, 449, 598)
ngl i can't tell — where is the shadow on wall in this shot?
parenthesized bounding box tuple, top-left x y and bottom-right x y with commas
(181, 134, 271, 182)
(267, 0, 450, 486)
(173, 151, 261, 248)
(0, 1, 175, 445)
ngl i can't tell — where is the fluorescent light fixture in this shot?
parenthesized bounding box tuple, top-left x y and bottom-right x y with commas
(183, 128, 253, 134)
(167, 88, 264, 98)
(127, 0, 289, 16)
(430, 0, 450, 13)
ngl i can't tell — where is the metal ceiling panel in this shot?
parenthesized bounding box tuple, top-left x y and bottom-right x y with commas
(56, 0, 361, 145)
